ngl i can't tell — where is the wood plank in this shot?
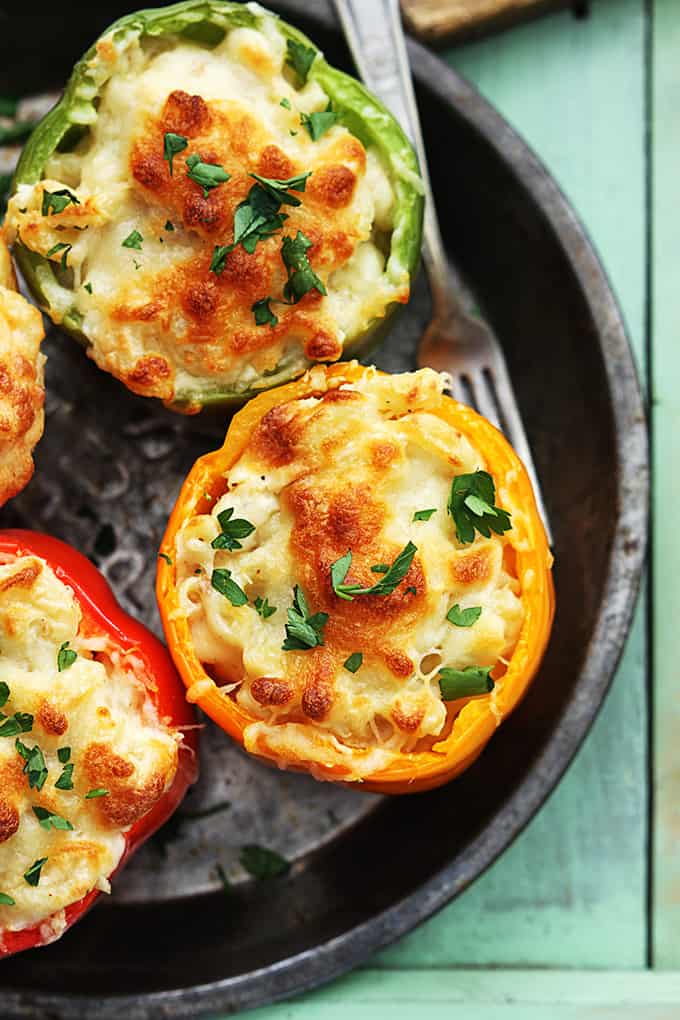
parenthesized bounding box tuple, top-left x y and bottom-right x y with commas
(378, 0, 648, 969)
(242, 970, 680, 1019)
(401, 0, 569, 46)
(651, 0, 680, 970)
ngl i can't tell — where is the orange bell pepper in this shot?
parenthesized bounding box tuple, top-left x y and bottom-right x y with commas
(157, 363, 554, 794)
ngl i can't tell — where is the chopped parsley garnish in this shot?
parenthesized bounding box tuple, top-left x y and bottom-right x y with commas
(280, 97, 292, 110)
(211, 568, 248, 606)
(57, 747, 71, 764)
(438, 665, 494, 700)
(413, 508, 437, 522)
(42, 188, 79, 216)
(252, 297, 278, 327)
(447, 470, 512, 544)
(85, 788, 109, 800)
(186, 153, 230, 198)
(240, 844, 290, 879)
(84, 281, 93, 294)
(0, 893, 15, 906)
(0, 681, 8, 709)
(343, 652, 363, 674)
(165, 219, 175, 231)
(370, 564, 389, 574)
(211, 507, 256, 551)
(254, 596, 276, 619)
(46, 242, 72, 270)
(122, 229, 143, 251)
(300, 104, 336, 141)
(281, 230, 326, 303)
(57, 641, 77, 672)
(331, 542, 417, 601)
(216, 863, 233, 896)
(446, 604, 482, 628)
(282, 586, 328, 651)
(158, 552, 173, 566)
(16, 740, 48, 791)
(250, 171, 311, 207)
(0, 713, 33, 737)
(163, 131, 188, 176)
(55, 763, 74, 791)
(33, 806, 73, 832)
(285, 38, 316, 83)
(24, 858, 47, 886)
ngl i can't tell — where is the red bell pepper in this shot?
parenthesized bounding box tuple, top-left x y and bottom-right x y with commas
(0, 529, 198, 958)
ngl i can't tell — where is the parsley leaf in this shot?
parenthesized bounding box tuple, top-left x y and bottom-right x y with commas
(413, 508, 437, 522)
(254, 596, 276, 619)
(57, 641, 77, 672)
(186, 153, 230, 198)
(15, 740, 48, 791)
(122, 229, 143, 250)
(300, 104, 336, 141)
(0, 892, 15, 906)
(438, 665, 494, 700)
(370, 564, 389, 573)
(282, 586, 328, 651)
(281, 230, 326, 303)
(285, 39, 316, 83)
(240, 844, 290, 879)
(85, 788, 109, 800)
(280, 97, 292, 110)
(158, 552, 173, 566)
(0, 681, 8, 709)
(55, 762, 74, 791)
(24, 858, 47, 886)
(331, 542, 417, 601)
(42, 188, 79, 216)
(84, 281, 93, 294)
(163, 132, 188, 175)
(250, 171, 311, 207)
(343, 652, 363, 674)
(165, 219, 175, 231)
(211, 507, 256, 551)
(46, 242, 72, 270)
(0, 713, 33, 737)
(33, 806, 73, 831)
(211, 568, 248, 606)
(447, 470, 512, 544)
(57, 747, 71, 764)
(446, 604, 482, 628)
(252, 297, 278, 327)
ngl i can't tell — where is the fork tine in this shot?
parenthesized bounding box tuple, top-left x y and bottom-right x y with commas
(466, 370, 502, 432)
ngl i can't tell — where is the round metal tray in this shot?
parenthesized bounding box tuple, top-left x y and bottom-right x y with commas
(0, 2, 647, 1017)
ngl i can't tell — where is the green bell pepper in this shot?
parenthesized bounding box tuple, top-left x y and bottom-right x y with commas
(10, 1, 424, 412)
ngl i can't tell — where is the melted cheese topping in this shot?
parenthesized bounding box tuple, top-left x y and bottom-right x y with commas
(6, 20, 405, 405)
(175, 368, 524, 780)
(0, 555, 179, 937)
(0, 239, 45, 507)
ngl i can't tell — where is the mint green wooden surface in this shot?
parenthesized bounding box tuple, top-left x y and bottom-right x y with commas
(218, 0, 655, 1013)
(652, 0, 679, 971)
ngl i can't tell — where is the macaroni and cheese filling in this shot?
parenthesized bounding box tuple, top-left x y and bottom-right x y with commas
(175, 368, 525, 780)
(0, 555, 179, 938)
(6, 19, 406, 404)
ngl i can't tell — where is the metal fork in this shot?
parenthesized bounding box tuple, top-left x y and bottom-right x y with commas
(333, 0, 552, 542)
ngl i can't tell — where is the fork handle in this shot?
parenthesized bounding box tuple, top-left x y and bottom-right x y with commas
(332, 0, 453, 305)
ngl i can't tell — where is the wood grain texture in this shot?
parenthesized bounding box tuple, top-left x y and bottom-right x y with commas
(651, 0, 680, 971)
(402, 0, 568, 44)
(245, 970, 680, 1019)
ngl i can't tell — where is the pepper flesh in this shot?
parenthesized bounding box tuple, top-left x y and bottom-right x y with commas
(10, 1, 424, 412)
(157, 363, 554, 794)
(0, 530, 197, 958)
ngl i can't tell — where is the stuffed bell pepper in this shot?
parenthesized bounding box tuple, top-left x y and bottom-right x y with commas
(0, 530, 197, 958)
(157, 363, 554, 793)
(5, 1, 423, 413)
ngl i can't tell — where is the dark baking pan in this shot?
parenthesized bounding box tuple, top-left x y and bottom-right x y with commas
(0, 1, 647, 1016)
